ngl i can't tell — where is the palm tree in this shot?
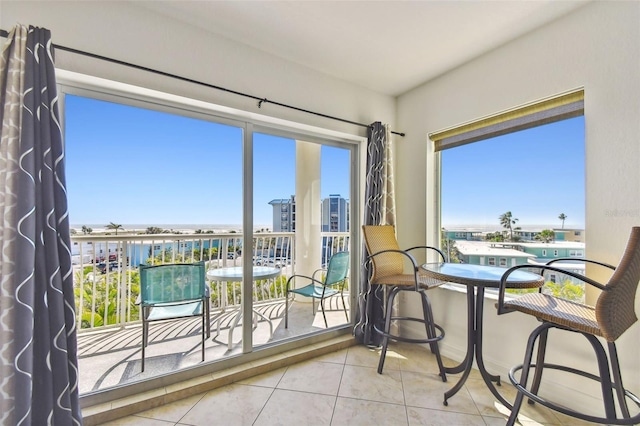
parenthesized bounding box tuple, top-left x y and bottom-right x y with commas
(81, 225, 93, 235)
(535, 229, 555, 243)
(106, 222, 124, 235)
(499, 211, 519, 241)
(558, 213, 567, 229)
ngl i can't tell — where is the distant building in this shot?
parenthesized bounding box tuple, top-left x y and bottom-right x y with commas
(553, 228, 585, 242)
(455, 241, 535, 267)
(508, 241, 585, 260)
(321, 194, 349, 232)
(454, 239, 587, 292)
(269, 194, 350, 233)
(442, 229, 483, 241)
(269, 196, 296, 232)
(513, 229, 541, 241)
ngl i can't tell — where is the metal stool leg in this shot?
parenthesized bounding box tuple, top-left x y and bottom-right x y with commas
(377, 286, 399, 374)
(507, 323, 547, 426)
(609, 342, 631, 419)
(420, 290, 446, 382)
(527, 327, 548, 405)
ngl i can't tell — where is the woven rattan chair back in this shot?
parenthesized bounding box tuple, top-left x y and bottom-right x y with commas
(596, 226, 640, 341)
(362, 225, 404, 283)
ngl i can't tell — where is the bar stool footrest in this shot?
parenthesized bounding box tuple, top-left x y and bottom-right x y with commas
(509, 363, 640, 425)
(373, 317, 445, 344)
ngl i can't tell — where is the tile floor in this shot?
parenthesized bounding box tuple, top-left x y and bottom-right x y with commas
(101, 342, 593, 426)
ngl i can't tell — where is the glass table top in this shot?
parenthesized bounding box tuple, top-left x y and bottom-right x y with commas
(420, 262, 544, 288)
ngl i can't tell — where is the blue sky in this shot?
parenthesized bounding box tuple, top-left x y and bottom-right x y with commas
(65, 95, 584, 230)
(441, 115, 585, 229)
(64, 95, 350, 228)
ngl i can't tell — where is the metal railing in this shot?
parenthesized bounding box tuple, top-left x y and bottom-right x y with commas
(71, 231, 350, 332)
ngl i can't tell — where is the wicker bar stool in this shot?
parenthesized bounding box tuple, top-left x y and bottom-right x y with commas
(497, 227, 640, 425)
(362, 225, 447, 379)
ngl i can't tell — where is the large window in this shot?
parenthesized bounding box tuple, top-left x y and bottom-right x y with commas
(432, 89, 586, 300)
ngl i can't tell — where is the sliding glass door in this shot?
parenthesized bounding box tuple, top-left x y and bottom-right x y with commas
(62, 87, 357, 398)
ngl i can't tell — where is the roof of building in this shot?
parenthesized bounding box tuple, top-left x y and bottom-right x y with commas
(506, 241, 585, 249)
(454, 241, 535, 258)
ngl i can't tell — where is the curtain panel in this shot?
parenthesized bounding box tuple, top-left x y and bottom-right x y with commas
(354, 122, 397, 345)
(0, 25, 82, 425)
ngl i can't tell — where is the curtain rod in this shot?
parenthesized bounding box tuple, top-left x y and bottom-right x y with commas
(0, 28, 405, 137)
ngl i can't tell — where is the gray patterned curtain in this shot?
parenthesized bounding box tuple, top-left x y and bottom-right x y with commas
(354, 122, 396, 345)
(0, 25, 82, 425)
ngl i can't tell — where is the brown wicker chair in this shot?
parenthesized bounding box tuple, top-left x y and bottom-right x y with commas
(362, 225, 447, 379)
(497, 227, 640, 425)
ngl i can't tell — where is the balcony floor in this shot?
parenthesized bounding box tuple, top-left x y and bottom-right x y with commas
(78, 297, 350, 394)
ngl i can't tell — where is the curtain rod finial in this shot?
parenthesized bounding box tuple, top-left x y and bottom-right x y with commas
(258, 98, 268, 108)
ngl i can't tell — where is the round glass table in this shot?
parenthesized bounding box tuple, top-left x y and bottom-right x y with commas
(206, 266, 281, 350)
(420, 262, 544, 408)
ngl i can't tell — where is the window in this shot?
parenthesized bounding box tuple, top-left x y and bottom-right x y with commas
(499, 258, 507, 267)
(488, 257, 496, 266)
(431, 89, 585, 296)
(554, 250, 559, 256)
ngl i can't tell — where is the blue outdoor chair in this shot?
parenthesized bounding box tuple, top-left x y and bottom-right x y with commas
(285, 251, 350, 328)
(139, 261, 210, 371)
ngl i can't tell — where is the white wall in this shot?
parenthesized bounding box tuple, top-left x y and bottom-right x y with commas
(397, 1, 640, 412)
(0, 1, 395, 136)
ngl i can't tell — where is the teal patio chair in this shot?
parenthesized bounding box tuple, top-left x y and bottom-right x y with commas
(139, 261, 210, 371)
(285, 251, 350, 328)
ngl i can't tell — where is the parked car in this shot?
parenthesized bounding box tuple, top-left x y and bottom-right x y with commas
(97, 262, 119, 274)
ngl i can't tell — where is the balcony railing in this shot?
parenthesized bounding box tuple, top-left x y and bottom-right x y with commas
(71, 231, 350, 332)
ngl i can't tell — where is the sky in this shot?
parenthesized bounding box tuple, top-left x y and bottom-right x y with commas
(64, 95, 350, 228)
(441, 115, 585, 229)
(65, 94, 584, 231)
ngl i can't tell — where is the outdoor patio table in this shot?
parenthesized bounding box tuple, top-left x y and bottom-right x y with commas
(420, 262, 544, 408)
(206, 266, 281, 350)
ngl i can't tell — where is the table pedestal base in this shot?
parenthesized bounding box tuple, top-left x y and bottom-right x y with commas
(443, 287, 511, 409)
(212, 307, 274, 351)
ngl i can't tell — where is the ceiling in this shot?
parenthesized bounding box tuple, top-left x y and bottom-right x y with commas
(134, 1, 588, 97)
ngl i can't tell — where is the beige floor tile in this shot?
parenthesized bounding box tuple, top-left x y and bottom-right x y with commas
(344, 344, 400, 371)
(101, 416, 176, 426)
(406, 406, 486, 426)
(135, 393, 205, 423)
(463, 376, 517, 417)
(465, 378, 560, 424)
(482, 414, 514, 425)
(277, 360, 344, 395)
(389, 342, 448, 376)
(552, 410, 602, 426)
(332, 397, 408, 426)
(179, 383, 273, 426)
(401, 369, 480, 415)
(338, 364, 405, 405)
(237, 366, 287, 388)
(312, 347, 349, 364)
(254, 388, 336, 426)
(95, 337, 590, 426)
